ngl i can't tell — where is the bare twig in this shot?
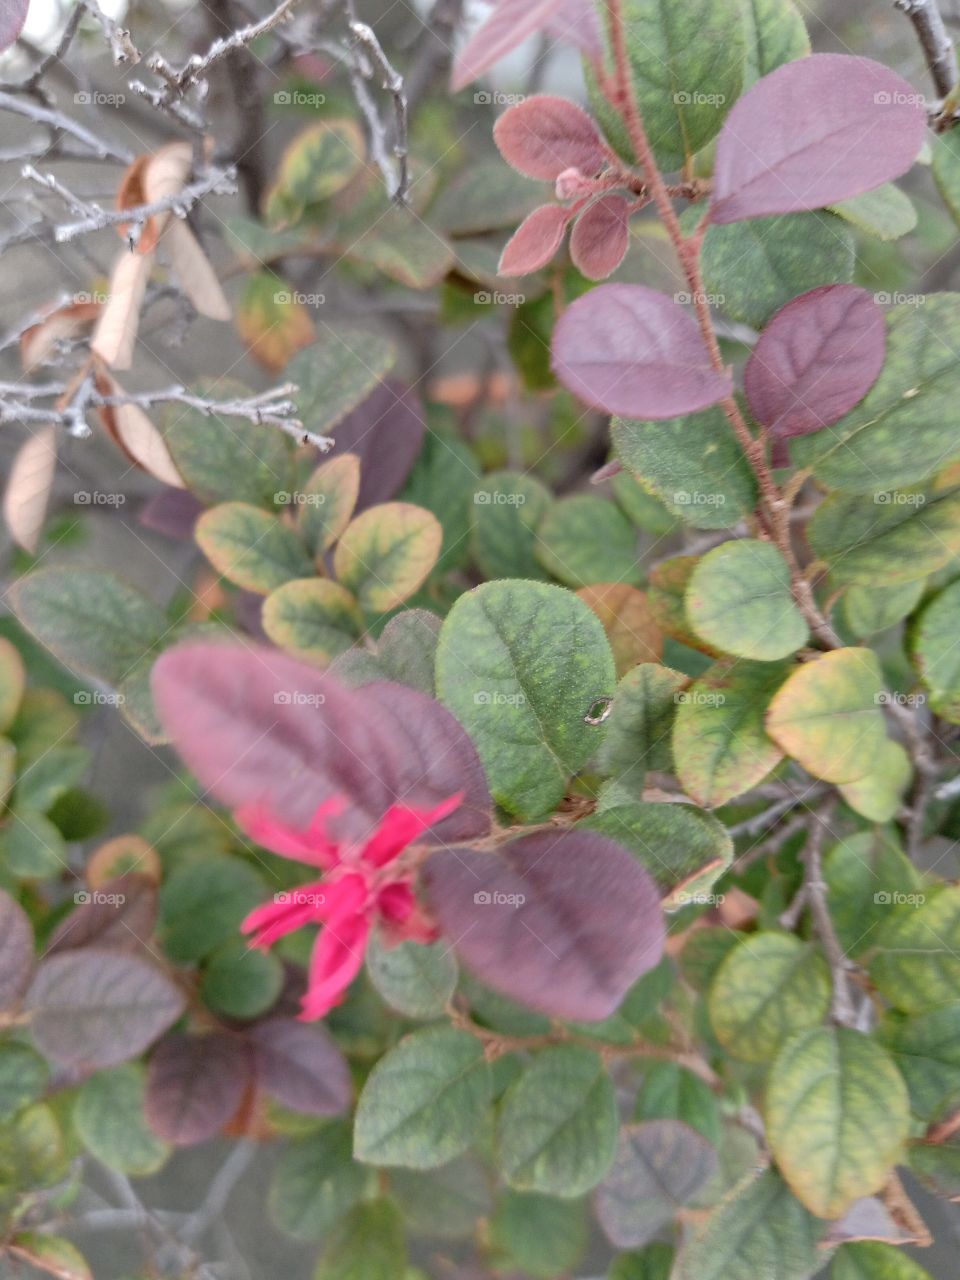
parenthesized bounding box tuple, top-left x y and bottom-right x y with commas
(895, 0, 958, 110)
(0, 91, 134, 163)
(803, 802, 858, 1026)
(346, 16, 410, 201)
(147, 0, 301, 96)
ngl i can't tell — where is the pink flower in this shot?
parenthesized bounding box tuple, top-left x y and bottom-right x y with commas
(238, 792, 463, 1020)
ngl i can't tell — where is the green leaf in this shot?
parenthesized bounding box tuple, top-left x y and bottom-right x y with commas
(14, 743, 88, 813)
(236, 271, 314, 371)
(333, 204, 455, 289)
(878, 1002, 960, 1122)
(334, 503, 442, 613)
(0, 637, 25, 733)
(365, 934, 458, 1020)
(0, 808, 66, 879)
(390, 1156, 491, 1239)
(339, 609, 441, 695)
(471, 471, 553, 580)
(701, 212, 854, 329)
(673, 1169, 823, 1280)
(842, 579, 925, 638)
(823, 830, 923, 958)
(910, 578, 960, 720)
(833, 1242, 934, 1280)
(296, 453, 361, 555)
(584, 801, 732, 906)
(10, 569, 166, 687)
(489, 1189, 588, 1279)
(268, 1121, 371, 1242)
(634, 1062, 721, 1144)
(265, 119, 365, 223)
(0, 1042, 48, 1118)
(685, 540, 808, 660)
(195, 502, 313, 594)
(933, 127, 960, 229)
(399, 429, 478, 573)
(909, 1138, 960, 1200)
(829, 185, 917, 241)
(809, 487, 960, 587)
(8, 1234, 91, 1280)
(608, 1244, 675, 1280)
(869, 886, 960, 1013)
(73, 1064, 170, 1175)
(430, 159, 544, 235)
(766, 648, 887, 783)
(837, 739, 912, 823)
(289, 325, 396, 437)
(435, 580, 616, 820)
(672, 659, 789, 807)
(707, 932, 832, 1062)
(765, 1026, 910, 1218)
(262, 579, 362, 665)
(595, 663, 689, 788)
(201, 937, 283, 1020)
(159, 856, 267, 963)
(353, 1026, 492, 1169)
(589, 0, 744, 172)
(497, 1045, 618, 1196)
(313, 1198, 408, 1280)
(792, 297, 960, 492)
(534, 496, 640, 587)
(740, 0, 809, 86)
(164, 391, 295, 508)
(611, 407, 757, 531)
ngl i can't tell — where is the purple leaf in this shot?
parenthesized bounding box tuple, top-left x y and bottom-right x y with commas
(151, 642, 490, 841)
(595, 1121, 719, 1248)
(422, 829, 665, 1021)
(248, 1017, 352, 1116)
(570, 195, 631, 280)
(0, 889, 33, 1011)
(139, 486, 205, 540)
(711, 54, 926, 224)
(551, 284, 732, 419)
(493, 95, 608, 181)
(46, 874, 158, 956)
(452, 0, 570, 92)
(26, 948, 186, 1070)
(324, 379, 426, 510)
(744, 285, 886, 467)
(146, 1032, 252, 1145)
(499, 204, 570, 276)
(0, 0, 28, 54)
(544, 0, 602, 60)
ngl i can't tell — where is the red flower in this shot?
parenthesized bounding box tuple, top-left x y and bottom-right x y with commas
(238, 792, 463, 1020)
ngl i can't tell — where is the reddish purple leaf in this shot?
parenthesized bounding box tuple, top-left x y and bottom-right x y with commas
(151, 643, 491, 842)
(324, 379, 425, 510)
(0, 889, 33, 1010)
(452, 0, 586, 92)
(570, 195, 631, 280)
(422, 829, 666, 1021)
(494, 95, 608, 182)
(711, 54, 926, 224)
(248, 1017, 352, 1115)
(26, 948, 186, 1070)
(46, 874, 158, 956)
(0, 0, 28, 54)
(139, 486, 204, 540)
(146, 1032, 252, 1145)
(499, 204, 570, 276)
(744, 285, 886, 467)
(551, 284, 732, 419)
(544, 0, 602, 60)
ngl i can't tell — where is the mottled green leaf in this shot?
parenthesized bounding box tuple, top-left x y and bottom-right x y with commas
(160, 856, 267, 963)
(74, 1063, 170, 1175)
(471, 471, 553, 580)
(334, 503, 442, 612)
(489, 1189, 588, 1278)
(435, 580, 616, 820)
(685, 540, 808, 660)
(195, 502, 313, 594)
(829, 185, 917, 241)
(869, 886, 960, 1013)
(262, 578, 362, 665)
(910, 578, 960, 721)
(535, 495, 640, 587)
(313, 1198, 408, 1280)
(833, 1242, 934, 1280)
(296, 452, 361, 555)
(708, 932, 832, 1062)
(634, 1061, 721, 1144)
(837, 739, 912, 822)
(878, 1002, 960, 1123)
(365, 934, 458, 1020)
(0, 1042, 48, 1117)
(842, 579, 925, 637)
(268, 1120, 371, 1242)
(595, 663, 688, 788)
(765, 1026, 910, 1218)
(265, 119, 365, 224)
(740, 0, 809, 86)
(289, 325, 396, 437)
(823, 830, 923, 958)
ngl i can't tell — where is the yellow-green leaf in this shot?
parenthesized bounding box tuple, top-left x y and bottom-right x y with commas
(265, 119, 365, 225)
(236, 271, 314, 372)
(196, 502, 313, 594)
(297, 453, 361, 555)
(262, 578, 363, 665)
(334, 503, 442, 613)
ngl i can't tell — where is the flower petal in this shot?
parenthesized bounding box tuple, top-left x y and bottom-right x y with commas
(378, 881, 440, 946)
(240, 882, 328, 948)
(361, 792, 464, 869)
(300, 911, 370, 1020)
(236, 795, 345, 868)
